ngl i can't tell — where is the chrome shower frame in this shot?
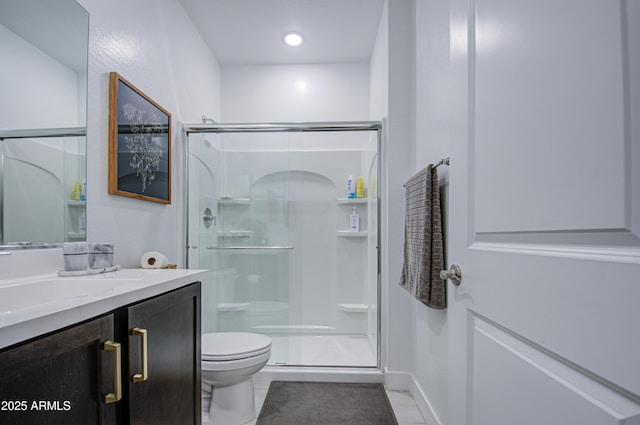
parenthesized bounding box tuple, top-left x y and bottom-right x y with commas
(182, 120, 383, 370)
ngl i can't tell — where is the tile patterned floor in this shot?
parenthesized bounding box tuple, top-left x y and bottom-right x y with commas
(245, 379, 427, 425)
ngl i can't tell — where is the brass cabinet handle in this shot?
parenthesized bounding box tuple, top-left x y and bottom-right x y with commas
(103, 341, 122, 404)
(131, 328, 148, 383)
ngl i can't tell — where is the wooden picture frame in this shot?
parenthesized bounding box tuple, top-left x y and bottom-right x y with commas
(108, 72, 171, 204)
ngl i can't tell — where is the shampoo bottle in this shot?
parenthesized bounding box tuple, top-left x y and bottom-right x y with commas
(80, 178, 86, 201)
(356, 176, 364, 198)
(347, 174, 355, 198)
(350, 207, 360, 232)
(73, 180, 81, 201)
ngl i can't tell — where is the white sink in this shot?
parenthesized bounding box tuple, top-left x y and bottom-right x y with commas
(0, 267, 208, 350)
(0, 276, 141, 313)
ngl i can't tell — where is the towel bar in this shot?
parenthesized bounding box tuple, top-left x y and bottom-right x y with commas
(403, 157, 449, 187)
(433, 157, 450, 168)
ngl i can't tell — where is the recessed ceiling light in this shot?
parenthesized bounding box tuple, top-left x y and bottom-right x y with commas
(284, 32, 303, 47)
(295, 80, 307, 93)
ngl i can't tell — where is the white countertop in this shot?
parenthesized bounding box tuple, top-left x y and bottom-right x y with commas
(0, 268, 207, 350)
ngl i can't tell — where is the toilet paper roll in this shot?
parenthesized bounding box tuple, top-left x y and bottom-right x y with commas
(141, 251, 168, 269)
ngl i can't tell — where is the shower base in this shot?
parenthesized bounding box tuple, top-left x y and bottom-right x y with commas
(266, 333, 377, 367)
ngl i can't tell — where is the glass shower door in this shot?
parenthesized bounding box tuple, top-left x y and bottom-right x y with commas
(187, 127, 379, 368)
(188, 132, 296, 341)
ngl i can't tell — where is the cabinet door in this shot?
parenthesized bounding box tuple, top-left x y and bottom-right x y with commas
(0, 314, 117, 425)
(127, 283, 201, 425)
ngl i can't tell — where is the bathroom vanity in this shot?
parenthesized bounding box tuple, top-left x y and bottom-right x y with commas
(0, 267, 206, 425)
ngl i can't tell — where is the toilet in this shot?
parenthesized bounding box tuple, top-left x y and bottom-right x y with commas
(201, 332, 272, 425)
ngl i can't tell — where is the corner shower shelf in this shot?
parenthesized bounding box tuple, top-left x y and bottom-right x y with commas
(218, 197, 251, 205)
(337, 303, 368, 313)
(337, 230, 367, 238)
(218, 230, 253, 238)
(336, 198, 367, 204)
(217, 303, 249, 312)
(67, 200, 86, 207)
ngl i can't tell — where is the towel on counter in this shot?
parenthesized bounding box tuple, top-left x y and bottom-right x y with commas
(399, 165, 446, 309)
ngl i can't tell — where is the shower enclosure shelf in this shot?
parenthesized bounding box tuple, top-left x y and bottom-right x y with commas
(217, 303, 249, 311)
(217, 197, 251, 205)
(66, 200, 86, 242)
(336, 198, 368, 204)
(217, 230, 253, 238)
(337, 199, 368, 233)
(337, 230, 368, 237)
(337, 303, 368, 313)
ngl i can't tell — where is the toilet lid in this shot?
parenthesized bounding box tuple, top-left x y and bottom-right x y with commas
(202, 332, 272, 361)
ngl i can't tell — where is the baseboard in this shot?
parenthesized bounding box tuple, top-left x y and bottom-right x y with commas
(383, 369, 444, 425)
(383, 369, 411, 390)
(409, 374, 444, 425)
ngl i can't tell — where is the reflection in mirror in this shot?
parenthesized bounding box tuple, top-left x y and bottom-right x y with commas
(0, 0, 89, 248)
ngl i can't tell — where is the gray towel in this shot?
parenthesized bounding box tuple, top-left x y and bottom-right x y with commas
(399, 165, 446, 309)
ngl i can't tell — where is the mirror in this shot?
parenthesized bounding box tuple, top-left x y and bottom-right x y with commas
(0, 0, 88, 248)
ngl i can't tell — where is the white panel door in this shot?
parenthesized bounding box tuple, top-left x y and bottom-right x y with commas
(448, 1, 640, 424)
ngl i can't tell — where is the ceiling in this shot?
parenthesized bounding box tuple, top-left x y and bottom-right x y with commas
(179, 0, 386, 66)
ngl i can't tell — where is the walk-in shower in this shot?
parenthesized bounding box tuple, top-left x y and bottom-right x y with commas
(184, 121, 381, 369)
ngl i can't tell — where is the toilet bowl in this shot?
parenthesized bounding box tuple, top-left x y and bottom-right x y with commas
(201, 332, 271, 425)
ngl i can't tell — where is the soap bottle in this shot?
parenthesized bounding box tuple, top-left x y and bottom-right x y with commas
(356, 176, 364, 198)
(79, 211, 86, 235)
(73, 180, 81, 201)
(347, 174, 355, 199)
(350, 207, 360, 232)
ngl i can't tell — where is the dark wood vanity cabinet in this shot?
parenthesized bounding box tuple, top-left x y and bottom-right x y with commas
(0, 282, 201, 425)
(0, 314, 117, 425)
(122, 282, 201, 425)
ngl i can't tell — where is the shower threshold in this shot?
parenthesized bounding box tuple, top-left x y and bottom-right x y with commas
(266, 333, 377, 368)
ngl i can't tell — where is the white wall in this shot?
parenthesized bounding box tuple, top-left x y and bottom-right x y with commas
(375, 2, 451, 424)
(221, 63, 369, 122)
(77, 0, 221, 267)
(380, 0, 414, 381)
(410, 1, 451, 424)
(369, 1, 388, 122)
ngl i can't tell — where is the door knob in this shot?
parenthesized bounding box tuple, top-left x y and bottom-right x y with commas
(440, 264, 462, 286)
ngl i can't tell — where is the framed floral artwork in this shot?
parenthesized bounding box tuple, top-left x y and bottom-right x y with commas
(108, 72, 171, 204)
